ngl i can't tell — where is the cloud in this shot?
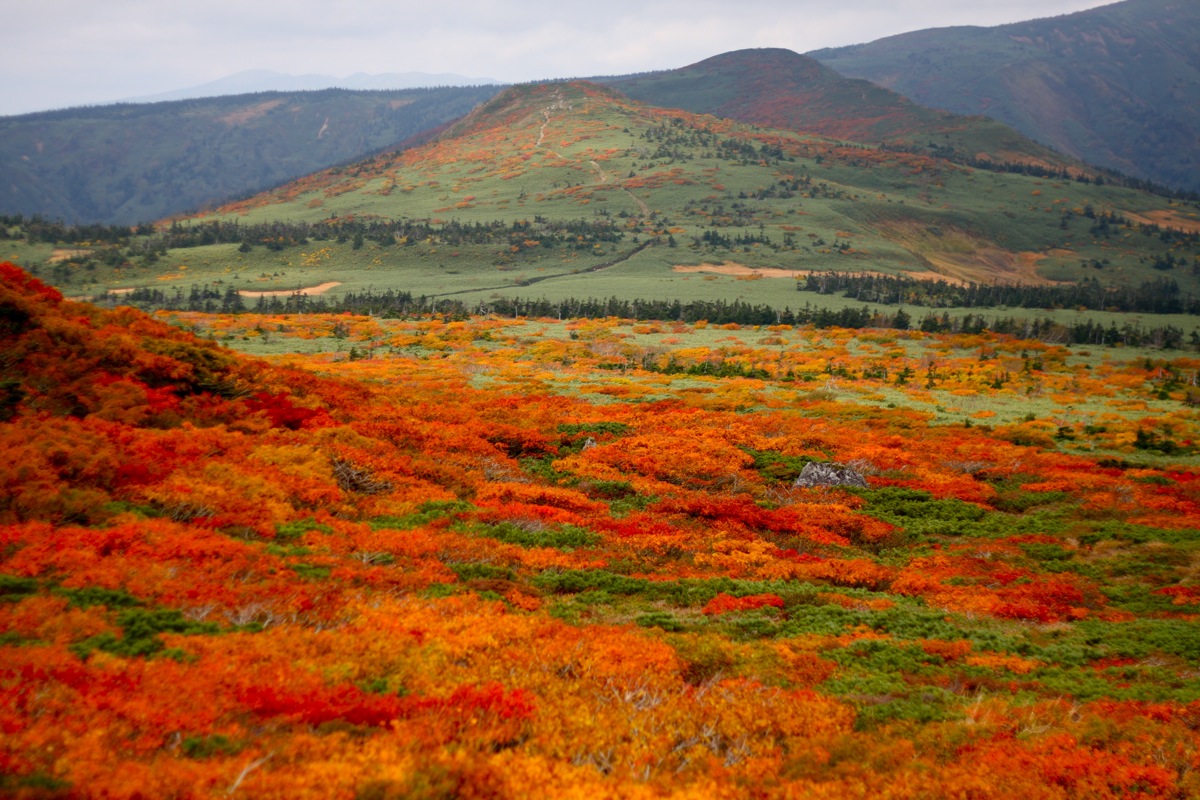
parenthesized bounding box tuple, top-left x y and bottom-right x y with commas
(1, 0, 1110, 115)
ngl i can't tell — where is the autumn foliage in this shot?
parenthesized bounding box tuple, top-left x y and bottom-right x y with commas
(2, 263, 1199, 798)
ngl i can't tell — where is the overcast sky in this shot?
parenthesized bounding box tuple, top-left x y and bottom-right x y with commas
(4, 0, 1113, 116)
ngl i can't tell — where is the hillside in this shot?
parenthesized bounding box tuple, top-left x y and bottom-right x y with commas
(3, 260, 1200, 796)
(9, 80, 1199, 316)
(604, 48, 1074, 170)
(0, 85, 500, 225)
(122, 69, 500, 104)
(810, 0, 1200, 193)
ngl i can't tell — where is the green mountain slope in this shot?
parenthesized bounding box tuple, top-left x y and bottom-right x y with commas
(810, 0, 1200, 193)
(604, 49, 1074, 171)
(10, 81, 1199, 311)
(0, 86, 501, 225)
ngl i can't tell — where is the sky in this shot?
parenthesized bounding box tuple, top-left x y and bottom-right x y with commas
(3, 0, 1114, 116)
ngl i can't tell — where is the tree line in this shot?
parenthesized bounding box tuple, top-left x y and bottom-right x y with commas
(799, 273, 1200, 316)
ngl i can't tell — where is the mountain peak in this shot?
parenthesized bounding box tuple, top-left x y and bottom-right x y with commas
(685, 47, 829, 73)
(603, 48, 1069, 167)
(444, 80, 632, 139)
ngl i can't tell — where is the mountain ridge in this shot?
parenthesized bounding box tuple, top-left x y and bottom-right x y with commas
(809, 0, 1200, 192)
(603, 48, 1079, 173)
(119, 69, 502, 105)
(0, 85, 501, 225)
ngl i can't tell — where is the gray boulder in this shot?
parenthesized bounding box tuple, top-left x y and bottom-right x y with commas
(793, 462, 869, 489)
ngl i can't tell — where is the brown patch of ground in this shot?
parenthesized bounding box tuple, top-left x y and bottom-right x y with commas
(872, 220, 1063, 285)
(49, 249, 91, 263)
(671, 262, 972, 287)
(219, 100, 285, 126)
(238, 281, 342, 298)
(673, 263, 808, 279)
(1123, 209, 1200, 235)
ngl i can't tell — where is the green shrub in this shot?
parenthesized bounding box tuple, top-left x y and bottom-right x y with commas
(469, 521, 601, 550)
(71, 608, 218, 660)
(369, 501, 473, 531)
(724, 610, 783, 640)
(290, 563, 332, 581)
(448, 563, 515, 582)
(671, 635, 737, 684)
(1077, 618, 1200, 661)
(55, 586, 144, 609)
(275, 517, 333, 542)
(557, 422, 629, 437)
(991, 491, 1072, 514)
(743, 448, 816, 483)
(0, 573, 39, 602)
(635, 611, 685, 632)
(852, 487, 988, 536)
(181, 734, 244, 759)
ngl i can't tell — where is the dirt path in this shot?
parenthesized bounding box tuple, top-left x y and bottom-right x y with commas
(534, 90, 569, 148)
(590, 159, 650, 215)
(238, 281, 342, 298)
(536, 93, 650, 217)
(588, 161, 608, 184)
(621, 185, 649, 216)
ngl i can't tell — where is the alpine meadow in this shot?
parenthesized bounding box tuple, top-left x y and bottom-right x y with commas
(3, 2, 1200, 798)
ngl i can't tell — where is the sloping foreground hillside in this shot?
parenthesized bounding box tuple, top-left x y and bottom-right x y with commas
(2, 262, 1200, 798)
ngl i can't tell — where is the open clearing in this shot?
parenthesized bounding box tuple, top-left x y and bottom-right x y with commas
(672, 261, 971, 286)
(237, 281, 343, 297)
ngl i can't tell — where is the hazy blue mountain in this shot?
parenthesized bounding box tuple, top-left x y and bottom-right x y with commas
(0, 86, 501, 224)
(120, 70, 501, 104)
(810, 0, 1200, 192)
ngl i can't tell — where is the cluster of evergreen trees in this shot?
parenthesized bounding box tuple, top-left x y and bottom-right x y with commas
(0, 214, 628, 252)
(799, 273, 1200, 316)
(149, 216, 627, 251)
(0, 215, 151, 244)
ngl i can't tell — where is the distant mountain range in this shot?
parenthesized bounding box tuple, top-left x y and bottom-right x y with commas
(0, 50, 1073, 227)
(1, 0, 1195, 226)
(120, 70, 501, 104)
(810, 0, 1200, 193)
(0, 86, 500, 225)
